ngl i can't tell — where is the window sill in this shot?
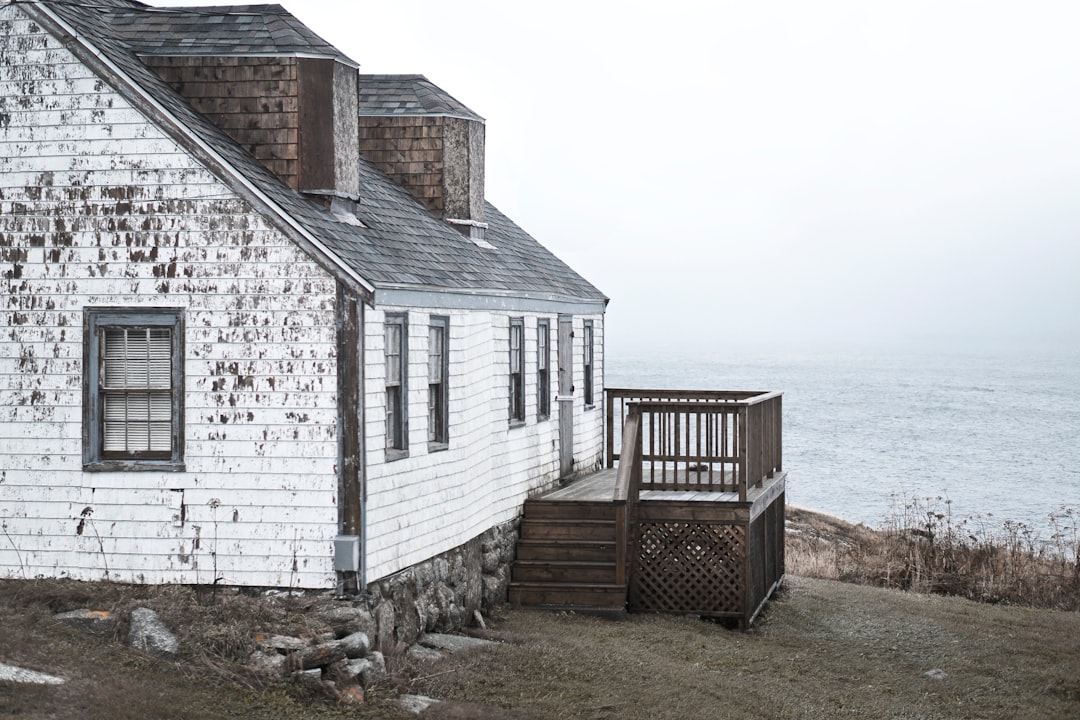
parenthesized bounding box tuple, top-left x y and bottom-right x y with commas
(537, 414, 550, 422)
(385, 448, 409, 463)
(508, 419, 526, 430)
(84, 460, 185, 473)
(427, 441, 449, 453)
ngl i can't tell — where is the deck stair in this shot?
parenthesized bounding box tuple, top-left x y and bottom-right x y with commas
(508, 497, 627, 617)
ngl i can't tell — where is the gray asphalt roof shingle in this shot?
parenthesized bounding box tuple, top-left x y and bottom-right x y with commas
(359, 75, 483, 121)
(34, 0, 605, 305)
(106, 3, 357, 65)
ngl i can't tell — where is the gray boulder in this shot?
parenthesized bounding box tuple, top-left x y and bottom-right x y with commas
(339, 631, 371, 659)
(54, 608, 117, 636)
(128, 607, 179, 656)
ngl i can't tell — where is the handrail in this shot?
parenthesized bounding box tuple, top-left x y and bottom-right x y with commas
(613, 406, 643, 588)
(606, 389, 783, 501)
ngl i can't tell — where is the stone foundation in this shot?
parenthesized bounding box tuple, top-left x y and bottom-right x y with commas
(334, 518, 519, 655)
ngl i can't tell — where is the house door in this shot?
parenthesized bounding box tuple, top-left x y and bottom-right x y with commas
(557, 315, 574, 478)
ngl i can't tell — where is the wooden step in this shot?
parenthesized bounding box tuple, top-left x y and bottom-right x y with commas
(509, 582, 627, 609)
(519, 518, 616, 542)
(511, 560, 618, 584)
(523, 499, 617, 521)
(514, 539, 617, 563)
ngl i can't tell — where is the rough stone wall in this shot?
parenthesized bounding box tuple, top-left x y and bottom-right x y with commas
(352, 518, 518, 654)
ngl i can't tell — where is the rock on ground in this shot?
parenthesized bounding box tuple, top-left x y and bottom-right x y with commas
(398, 694, 440, 715)
(128, 607, 179, 656)
(0, 662, 65, 685)
(419, 632, 499, 653)
(53, 608, 116, 636)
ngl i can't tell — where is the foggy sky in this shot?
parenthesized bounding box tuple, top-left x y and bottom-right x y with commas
(152, 1, 1080, 356)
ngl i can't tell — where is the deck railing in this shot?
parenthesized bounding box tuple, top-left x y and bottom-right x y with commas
(605, 388, 783, 502)
(613, 406, 644, 588)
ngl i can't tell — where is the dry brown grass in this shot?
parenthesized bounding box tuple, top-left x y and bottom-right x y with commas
(407, 578, 1080, 719)
(786, 500, 1080, 610)
(4, 504, 1080, 719)
(0, 580, 406, 719)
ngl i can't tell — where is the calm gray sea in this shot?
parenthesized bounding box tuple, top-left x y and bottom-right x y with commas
(607, 349, 1080, 536)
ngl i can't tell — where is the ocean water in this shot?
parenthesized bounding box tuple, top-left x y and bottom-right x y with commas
(606, 349, 1080, 536)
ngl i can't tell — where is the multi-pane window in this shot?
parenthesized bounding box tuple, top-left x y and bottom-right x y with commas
(385, 314, 407, 453)
(428, 316, 449, 447)
(509, 317, 525, 423)
(583, 320, 595, 407)
(537, 319, 550, 419)
(83, 307, 184, 471)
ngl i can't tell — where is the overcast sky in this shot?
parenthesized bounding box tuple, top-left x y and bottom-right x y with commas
(152, 1, 1080, 356)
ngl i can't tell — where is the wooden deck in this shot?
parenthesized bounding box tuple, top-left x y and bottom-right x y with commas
(509, 388, 786, 627)
(541, 467, 783, 506)
(509, 467, 786, 627)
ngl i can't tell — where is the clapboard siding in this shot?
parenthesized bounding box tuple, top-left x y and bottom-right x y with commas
(0, 9, 340, 587)
(363, 307, 603, 583)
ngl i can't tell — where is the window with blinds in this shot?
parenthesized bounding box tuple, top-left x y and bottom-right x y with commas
(102, 327, 173, 454)
(83, 307, 184, 471)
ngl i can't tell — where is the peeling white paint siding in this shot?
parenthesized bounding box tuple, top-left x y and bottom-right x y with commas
(363, 306, 604, 584)
(0, 9, 340, 587)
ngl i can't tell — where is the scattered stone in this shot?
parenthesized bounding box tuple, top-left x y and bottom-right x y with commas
(294, 641, 345, 671)
(360, 651, 386, 687)
(339, 631, 371, 658)
(246, 650, 287, 678)
(473, 609, 487, 630)
(255, 633, 308, 652)
(419, 632, 499, 654)
(53, 608, 116, 636)
(398, 694, 440, 715)
(340, 654, 386, 688)
(924, 668, 947, 681)
(317, 605, 376, 638)
(290, 667, 323, 688)
(407, 644, 444, 663)
(0, 662, 65, 685)
(128, 607, 179, 656)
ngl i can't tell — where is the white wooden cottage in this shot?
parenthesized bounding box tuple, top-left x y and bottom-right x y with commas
(0, 0, 606, 596)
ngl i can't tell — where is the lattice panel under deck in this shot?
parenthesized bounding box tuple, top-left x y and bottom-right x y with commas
(632, 522, 745, 614)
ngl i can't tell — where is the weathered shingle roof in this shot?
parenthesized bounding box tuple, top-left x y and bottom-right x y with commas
(359, 75, 483, 121)
(106, 3, 357, 65)
(31, 0, 605, 305)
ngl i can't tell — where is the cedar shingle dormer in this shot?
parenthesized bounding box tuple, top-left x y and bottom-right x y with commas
(358, 75, 486, 228)
(115, 5, 361, 201)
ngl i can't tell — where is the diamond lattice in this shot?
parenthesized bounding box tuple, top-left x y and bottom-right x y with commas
(632, 522, 745, 614)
